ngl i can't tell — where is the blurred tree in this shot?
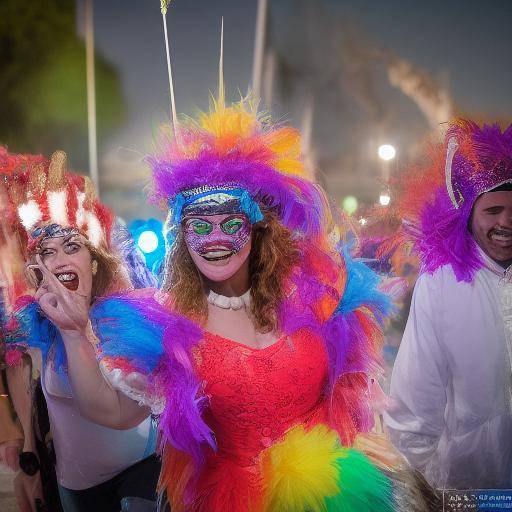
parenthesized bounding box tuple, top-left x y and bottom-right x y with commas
(0, 0, 125, 171)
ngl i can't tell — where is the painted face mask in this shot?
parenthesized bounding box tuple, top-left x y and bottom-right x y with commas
(183, 213, 252, 282)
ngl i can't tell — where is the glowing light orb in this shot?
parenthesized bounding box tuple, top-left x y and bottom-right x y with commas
(379, 193, 391, 206)
(137, 230, 159, 253)
(378, 144, 396, 161)
(342, 195, 358, 215)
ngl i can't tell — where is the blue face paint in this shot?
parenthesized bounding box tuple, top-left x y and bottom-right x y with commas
(170, 187, 263, 226)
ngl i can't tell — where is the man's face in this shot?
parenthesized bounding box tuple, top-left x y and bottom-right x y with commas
(471, 190, 512, 263)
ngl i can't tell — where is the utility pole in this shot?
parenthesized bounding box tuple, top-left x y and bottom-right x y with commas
(85, 0, 99, 195)
(252, 0, 268, 98)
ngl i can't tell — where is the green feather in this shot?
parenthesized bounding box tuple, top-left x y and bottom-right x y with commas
(325, 448, 395, 512)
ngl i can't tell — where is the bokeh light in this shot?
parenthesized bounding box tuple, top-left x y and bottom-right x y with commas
(137, 230, 159, 253)
(342, 195, 358, 215)
(379, 193, 391, 206)
(378, 144, 396, 161)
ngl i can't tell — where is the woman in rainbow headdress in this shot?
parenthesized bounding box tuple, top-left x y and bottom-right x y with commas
(25, 83, 437, 510)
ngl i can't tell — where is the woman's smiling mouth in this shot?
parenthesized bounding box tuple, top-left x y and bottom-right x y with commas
(201, 249, 233, 261)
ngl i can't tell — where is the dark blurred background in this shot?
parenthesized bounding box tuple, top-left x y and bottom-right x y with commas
(1, 0, 511, 221)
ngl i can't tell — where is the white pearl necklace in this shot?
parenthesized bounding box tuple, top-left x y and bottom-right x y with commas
(207, 289, 251, 310)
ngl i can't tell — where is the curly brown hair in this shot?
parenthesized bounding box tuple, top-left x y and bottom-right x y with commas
(162, 211, 300, 332)
(85, 241, 127, 299)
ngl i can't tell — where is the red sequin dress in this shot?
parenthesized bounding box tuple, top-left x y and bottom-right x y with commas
(164, 327, 360, 511)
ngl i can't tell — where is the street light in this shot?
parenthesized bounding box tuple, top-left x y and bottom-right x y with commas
(379, 193, 391, 206)
(129, 218, 165, 272)
(378, 144, 396, 161)
(377, 144, 395, 206)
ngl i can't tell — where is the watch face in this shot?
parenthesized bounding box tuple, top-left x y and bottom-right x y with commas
(19, 451, 40, 476)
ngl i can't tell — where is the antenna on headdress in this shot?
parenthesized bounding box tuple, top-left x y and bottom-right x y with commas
(445, 136, 460, 208)
(218, 17, 225, 108)
(160, 0, 179, 136)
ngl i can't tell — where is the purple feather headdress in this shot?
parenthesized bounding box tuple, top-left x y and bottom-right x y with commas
(392, 119, 512, 282)
(147, 99, 330, 254)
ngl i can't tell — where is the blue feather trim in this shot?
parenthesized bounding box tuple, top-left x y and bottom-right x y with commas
(90, 291, 166, 374)
(6, 300, 67, 376)
(335, 249, 392, 319)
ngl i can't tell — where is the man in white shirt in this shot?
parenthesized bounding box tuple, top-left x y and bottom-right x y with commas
(385, 119, 512, 490)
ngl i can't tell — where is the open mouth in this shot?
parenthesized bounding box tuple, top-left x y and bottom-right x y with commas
(200, 249, 233, 262)
(55, 272, 79, 291)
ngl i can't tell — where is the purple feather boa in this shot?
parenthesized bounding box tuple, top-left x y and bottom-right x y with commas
(396, 120, 512, 283)
(91, 290, 215, 466)
(154, 243, 387, 468)
(278, 245, 388, 390)
(156, 315, 215, 465)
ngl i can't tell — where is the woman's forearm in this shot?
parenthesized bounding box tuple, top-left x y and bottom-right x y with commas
(61, 328, 149, 429)
(6, 362, 35, 452)
(0, 374, 23, 445)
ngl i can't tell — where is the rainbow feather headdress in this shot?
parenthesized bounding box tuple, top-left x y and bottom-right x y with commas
(149, 97, 330, 253)
(389, 119, 512, 282)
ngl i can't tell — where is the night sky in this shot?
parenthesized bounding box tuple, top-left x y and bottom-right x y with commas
(77, 0, 512, 220)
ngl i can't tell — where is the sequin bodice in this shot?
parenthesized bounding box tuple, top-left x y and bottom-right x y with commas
(195, 329, 329, 464)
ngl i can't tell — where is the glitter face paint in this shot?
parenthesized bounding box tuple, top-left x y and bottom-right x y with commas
(183, 213, 252, 282)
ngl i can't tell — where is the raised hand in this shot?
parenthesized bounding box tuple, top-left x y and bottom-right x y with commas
(33, 254, 90, 334)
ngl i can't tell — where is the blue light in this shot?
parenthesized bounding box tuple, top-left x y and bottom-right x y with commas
(128, 218, 165, 275)
(137, 230, 159, 253)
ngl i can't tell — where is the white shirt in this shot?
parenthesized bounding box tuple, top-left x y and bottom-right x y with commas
(385, 253, 512, 489)
(42, 360, 154, 490)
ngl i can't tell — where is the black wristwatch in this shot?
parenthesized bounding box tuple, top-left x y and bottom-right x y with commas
(19, 451, 40, 476)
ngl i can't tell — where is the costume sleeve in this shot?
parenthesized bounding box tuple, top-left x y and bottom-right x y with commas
(89, 288, 171, 414)
(91, 288, 215, 462)
(3, 297, 63, 371)
(384, 272, 448, 474)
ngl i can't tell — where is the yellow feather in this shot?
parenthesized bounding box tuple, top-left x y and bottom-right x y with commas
(275, 159, 305, 176)
(190, 98, 308, 181)
(266, 128, 301, 158)
(261, 425, 344, 512)
(199, 104, 255, 139)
